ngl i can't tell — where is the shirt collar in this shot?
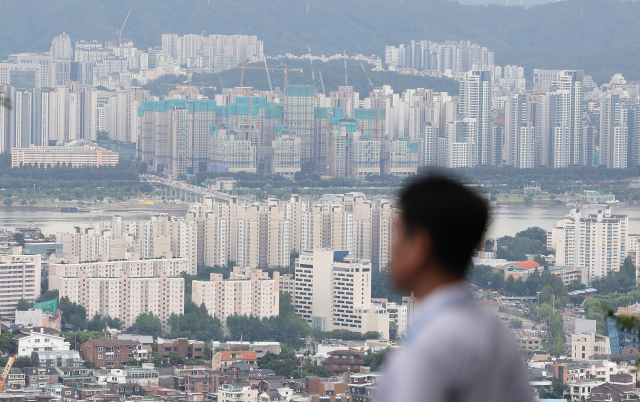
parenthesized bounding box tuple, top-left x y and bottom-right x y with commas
(414, 281, 474, 317)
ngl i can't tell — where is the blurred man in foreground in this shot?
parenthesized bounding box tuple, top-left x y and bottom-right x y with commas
(375, 176, 532, 402)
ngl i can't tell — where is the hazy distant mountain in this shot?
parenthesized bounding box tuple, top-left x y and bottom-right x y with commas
(1, 0, 639, 82)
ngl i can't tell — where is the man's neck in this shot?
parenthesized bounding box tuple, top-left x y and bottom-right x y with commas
(412, 269, 464, 300)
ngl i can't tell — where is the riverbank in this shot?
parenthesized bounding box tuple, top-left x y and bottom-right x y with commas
(0, 203, 189, 213)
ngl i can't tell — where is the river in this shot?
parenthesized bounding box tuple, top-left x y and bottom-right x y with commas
(3, 203, 640, 238)
(487, 203, 640, 238)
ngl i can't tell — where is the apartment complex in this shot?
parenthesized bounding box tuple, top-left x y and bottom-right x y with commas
(294, 249, 389, 339)
(0, 253, 42, 318)
(548, 207, 628, 283)
(11, 143, 118, 168)
(192, 268, 280, 323)
(49, 258, 186, 331)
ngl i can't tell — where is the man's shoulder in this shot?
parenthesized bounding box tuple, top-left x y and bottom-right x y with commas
(417, 303, 516, 349)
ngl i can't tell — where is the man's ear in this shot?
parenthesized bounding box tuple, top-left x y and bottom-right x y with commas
(407, 227, 432, 270)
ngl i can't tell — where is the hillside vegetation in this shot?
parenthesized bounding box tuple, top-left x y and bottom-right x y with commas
(144, 59, 460, 96)
(0, 0, 638, 81)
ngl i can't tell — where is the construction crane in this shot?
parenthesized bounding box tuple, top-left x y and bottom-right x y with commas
(319, 71, 326, 96)
(263, 58, 273, 93)
(360, 61, 375, 90)
(307, 45, 317, 91)
(116, 10, 131, 47)
(216, 71, 225, 88)
(344, 51, 348, 85)
(0, 355, 16, 393)
(230, 66, 303, 88)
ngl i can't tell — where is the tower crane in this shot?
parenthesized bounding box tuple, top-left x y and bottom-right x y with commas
(360, 61, 375, 90)
(344, 51, 348, 85)
(0, 356, 16, 393)
(319, 71, 326, 96)
(263, 58, 273, 93)
(116, 10, 131, 47)
(307, 45, 317, 91)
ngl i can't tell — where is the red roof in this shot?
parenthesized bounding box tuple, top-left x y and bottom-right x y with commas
(218, 350, 257, 361)
(513, 261, 541, 269)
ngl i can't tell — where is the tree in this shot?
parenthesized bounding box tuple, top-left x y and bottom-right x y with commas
(132, 312, 162, 337)
(364, 348, 391, 371)
(510, 318, 523, 330)
(16, 298, 34, 311)
(20, 200, 27, 206)
(87, 313, 105, 332)
(3, 198, 12, 206)
(28, 200, 36, 206)
(0, 331, 15, 354)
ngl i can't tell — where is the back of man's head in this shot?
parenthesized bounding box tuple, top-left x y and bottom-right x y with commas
(400, 175, 488, 277)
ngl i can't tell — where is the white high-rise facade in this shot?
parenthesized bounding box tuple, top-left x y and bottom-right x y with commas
(459, 70, 492, 166)
(600, 93, 628, 169)
(548, 207, 627, 284)
(294, 249, 389, 339)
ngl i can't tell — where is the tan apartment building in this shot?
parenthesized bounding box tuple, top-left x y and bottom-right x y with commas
(0, 253, 41, 318)
(50, 259, 185, 332)
(192, 268, 279, 323)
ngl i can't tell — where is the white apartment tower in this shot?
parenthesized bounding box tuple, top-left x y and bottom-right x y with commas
(459, 70, 492, 166)
(600, 93, 628, 169)
(51, 33, 73, 61)
(294, 249, 389, 339)
(548, 207, 627, 283)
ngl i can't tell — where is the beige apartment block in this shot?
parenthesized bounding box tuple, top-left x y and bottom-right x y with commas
(0, 253, 42, 318)
(50, 258, 186, 331)
(192, 268, 279, 324)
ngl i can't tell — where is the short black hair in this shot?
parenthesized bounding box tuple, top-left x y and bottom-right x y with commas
(399, 175, 488, 276)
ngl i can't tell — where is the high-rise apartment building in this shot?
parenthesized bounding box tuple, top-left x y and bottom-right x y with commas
(51, 33, 73, 62)
(459, 70, 492, 166)
(192, 268, 279, 324)
(0, 253, 42, 318)
(548, 207, 627, 283)
(284, 85, 315, 173)
(294, 249, 389, 339)
(600, 93, 628, 169)
(50, 259, 186, 331)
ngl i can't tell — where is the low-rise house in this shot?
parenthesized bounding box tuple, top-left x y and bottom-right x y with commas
(31, 350, 82, 367)
(212, 351, 257, 372)
(258, 388, 294, 402)
(14, 328, 70, 357)
(217, 384, 258, 402)
(80, 339, 147, 368)
(185, 375, 213, 394)
(94, 368, 127, 385)
(108, 382, 145, 398)
(156, 338, 206, 360)
(126, 364, 160, 386)
(22, 367, 59, 387)
(321, 350, 365, 374)
(54, 367, 94, 386)
(589, 382, 628, 402)
(116, 335, 154, 353)
(6, 369, 25, 390)
(568, 378, 604, 401)
(572, 333, 611, 359)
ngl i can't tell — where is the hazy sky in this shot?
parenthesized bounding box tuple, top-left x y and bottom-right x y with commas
(456, 0, 556, 6)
